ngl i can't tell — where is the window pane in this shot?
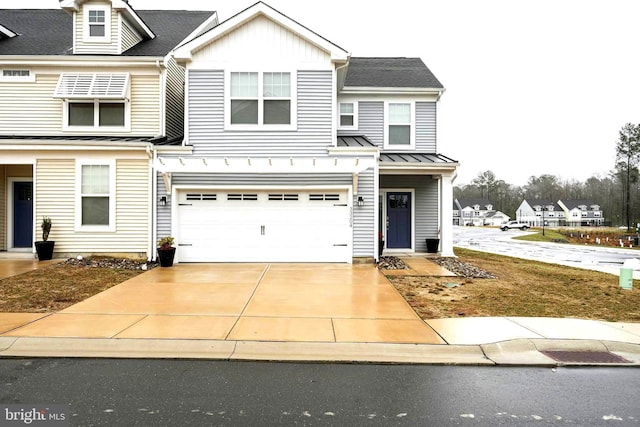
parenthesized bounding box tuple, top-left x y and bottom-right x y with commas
(340, 115, 354, 126)
(89, 25, 105, 37)
(389, 103, 410, 124)
(99, 103, 124, 126)
(389, 125, 410, 145)
(231, 99, 258, 124)
(82, 165, 109, 194)
(89, 10, 105, 22)
(264, 72, 290, 97)
(340, 103, 353, 114)
(231, 72, 258, 97)
(82, 196, 109, 225)
(264, 100, 290, 124)
(69, 103, 94, 126)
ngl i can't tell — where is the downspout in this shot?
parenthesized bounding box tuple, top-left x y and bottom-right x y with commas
(157, 59, 166, 138)
(150, 145, 158, 262)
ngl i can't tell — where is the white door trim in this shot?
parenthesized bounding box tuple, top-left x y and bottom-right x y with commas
(7, 177, 34, 252)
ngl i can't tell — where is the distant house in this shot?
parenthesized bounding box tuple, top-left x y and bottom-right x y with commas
(558, 200, 604, 226)
(454, 198, 509, 226)
(516, 199, 564, 227)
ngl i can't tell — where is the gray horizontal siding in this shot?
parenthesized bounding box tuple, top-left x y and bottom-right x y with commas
(416, 102, 436, 151)
(187, 70, 334, 156)
(338, 101, 437, 152)
(353, 167, 375, 257)
(381, 175, 438, 251)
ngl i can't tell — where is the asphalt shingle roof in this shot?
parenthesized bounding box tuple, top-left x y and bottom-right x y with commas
(0, 9, 214, 56)
(344, 57, 443, 89)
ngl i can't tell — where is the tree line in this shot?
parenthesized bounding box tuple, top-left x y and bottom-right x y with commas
(454, 123, 640, 228)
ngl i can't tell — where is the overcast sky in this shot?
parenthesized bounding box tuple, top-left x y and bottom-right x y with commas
(11, 0, 640, 185)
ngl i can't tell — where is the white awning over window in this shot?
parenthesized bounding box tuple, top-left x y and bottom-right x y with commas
(54, 73, 130, 99)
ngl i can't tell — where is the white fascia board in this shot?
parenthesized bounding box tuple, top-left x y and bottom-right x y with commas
(113, 1, 156, 40)
(59, 0, 80, 11)
(179, 12, 219, 48)
(0, 139, 151, 150)
(341, 86, 446, 96)
(154, 145, 193, 154)
(174, 3, 349, 63)
(0, 56, 163, 68)
(327, 147, 380, 156)
(155, 156, 376, 174)
(379, 163, 458, 175)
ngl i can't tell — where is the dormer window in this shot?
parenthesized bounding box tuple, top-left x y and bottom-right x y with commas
(84, 5, 110, 43)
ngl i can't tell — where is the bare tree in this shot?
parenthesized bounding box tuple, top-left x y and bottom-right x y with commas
(615, 123, 640, 231)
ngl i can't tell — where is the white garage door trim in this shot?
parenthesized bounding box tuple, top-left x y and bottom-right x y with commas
(172, 185, 353, 263)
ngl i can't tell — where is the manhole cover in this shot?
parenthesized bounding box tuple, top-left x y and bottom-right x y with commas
(541, 350, 631, 364)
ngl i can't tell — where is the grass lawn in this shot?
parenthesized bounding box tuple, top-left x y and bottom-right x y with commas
(388, 248, 640, 322)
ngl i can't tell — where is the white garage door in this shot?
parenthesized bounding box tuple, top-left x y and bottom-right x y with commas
(176, 190, 351, 263)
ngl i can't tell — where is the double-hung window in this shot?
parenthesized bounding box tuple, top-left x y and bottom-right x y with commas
(386, 102, 413, 148)
(228, 71, 294, 128)
(55, 73, 129, 131)
(339, 102, 357, 129)
(84, 6, 110, 42)
(77, 162, 115, 230)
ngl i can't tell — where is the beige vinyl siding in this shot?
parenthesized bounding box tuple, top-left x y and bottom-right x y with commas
(0, 166, 5, 250)
(35, 157, 149, 256)
(0, 74, 61, 134)
(130, 74, 161, 136)
(0, 73, 160, 136)
(74, 4, 119, 55)
(120, 18, 142, 53)
(165, 56, 185, 140)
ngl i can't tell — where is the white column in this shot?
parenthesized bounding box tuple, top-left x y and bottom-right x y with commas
(439, 172, 456, 257)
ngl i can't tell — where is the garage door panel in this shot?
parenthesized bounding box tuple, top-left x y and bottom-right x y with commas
(176, 190, 351, 263)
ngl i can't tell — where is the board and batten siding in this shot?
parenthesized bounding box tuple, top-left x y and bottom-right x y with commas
(165, 56, 186, 140)
(187, 70, 334, 156)
(380, 175, 439, 252)
(120, 17, 142, 53)
(191, 15, 330, 65)
(0, 74, 160, 136)
(338, 101, 437, 152)
(74, 5, 119, 55)
(156, 172, 374, 258)
(35, 158, 149, 256)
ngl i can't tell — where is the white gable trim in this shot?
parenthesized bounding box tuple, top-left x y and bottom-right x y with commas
(0, 24, 17, 38)
(174, 2, 349, 63)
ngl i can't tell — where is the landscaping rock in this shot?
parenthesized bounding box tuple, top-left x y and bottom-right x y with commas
(431, 257, 496, 279)
(377, 256, 409, 270)
(62, 257, 156, 271)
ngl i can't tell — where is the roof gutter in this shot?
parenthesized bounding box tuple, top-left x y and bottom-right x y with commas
(0, 56, 164, 67)
(340, 86, 445, 96)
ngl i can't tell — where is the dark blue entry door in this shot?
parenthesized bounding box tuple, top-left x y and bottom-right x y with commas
(13, 182, 33, 247)
(387, 192, 411, 248)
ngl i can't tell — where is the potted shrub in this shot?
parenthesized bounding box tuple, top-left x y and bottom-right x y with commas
(378, 231, 385, 257)
(35, 216, 55, 261)
(157, 236, 176, 267)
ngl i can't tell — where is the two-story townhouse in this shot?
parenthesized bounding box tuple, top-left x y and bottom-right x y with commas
(454, 198, 493, 226)
(0, 1, 216, 259)
(558, 199, 605, 227)
(156, 2, 458, 263)
(516, 199, 564, 227)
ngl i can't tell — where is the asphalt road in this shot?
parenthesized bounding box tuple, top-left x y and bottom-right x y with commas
(1, 358, 639, 426)
(454, 226, 640, 276)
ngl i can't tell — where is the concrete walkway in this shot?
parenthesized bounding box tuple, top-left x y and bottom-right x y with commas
(0, 260, 639, 365)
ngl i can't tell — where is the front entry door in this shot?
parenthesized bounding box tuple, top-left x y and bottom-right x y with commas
(387, 192, 411, 248)
(13, 182, 33, 248)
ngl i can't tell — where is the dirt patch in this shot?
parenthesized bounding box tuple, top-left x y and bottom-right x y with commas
(0, 258, 154, 313)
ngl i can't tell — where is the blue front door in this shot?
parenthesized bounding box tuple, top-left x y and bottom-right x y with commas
(387, 192, 411, 248)
(13, 182, 33, 248)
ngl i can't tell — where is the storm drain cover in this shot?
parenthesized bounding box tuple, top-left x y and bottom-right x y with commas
(541, 350, 631, 364)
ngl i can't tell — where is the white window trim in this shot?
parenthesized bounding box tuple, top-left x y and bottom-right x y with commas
(338, 101, 358, 130)
(224, 70, 297, 131)
(83, 5, 111, 43)
(0, 69, 35, 82)
(62, 99, 130, 132)
(383, 101, 415, 150)
(75, 160, 116, 232)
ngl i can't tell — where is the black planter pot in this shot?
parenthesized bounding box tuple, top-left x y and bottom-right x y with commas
(157, 247, 176, 267)
(425, 238, 440, 254)
(35, 241, 55, 261)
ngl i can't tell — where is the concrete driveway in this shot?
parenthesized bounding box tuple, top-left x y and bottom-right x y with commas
(2, 263, 445, 345)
